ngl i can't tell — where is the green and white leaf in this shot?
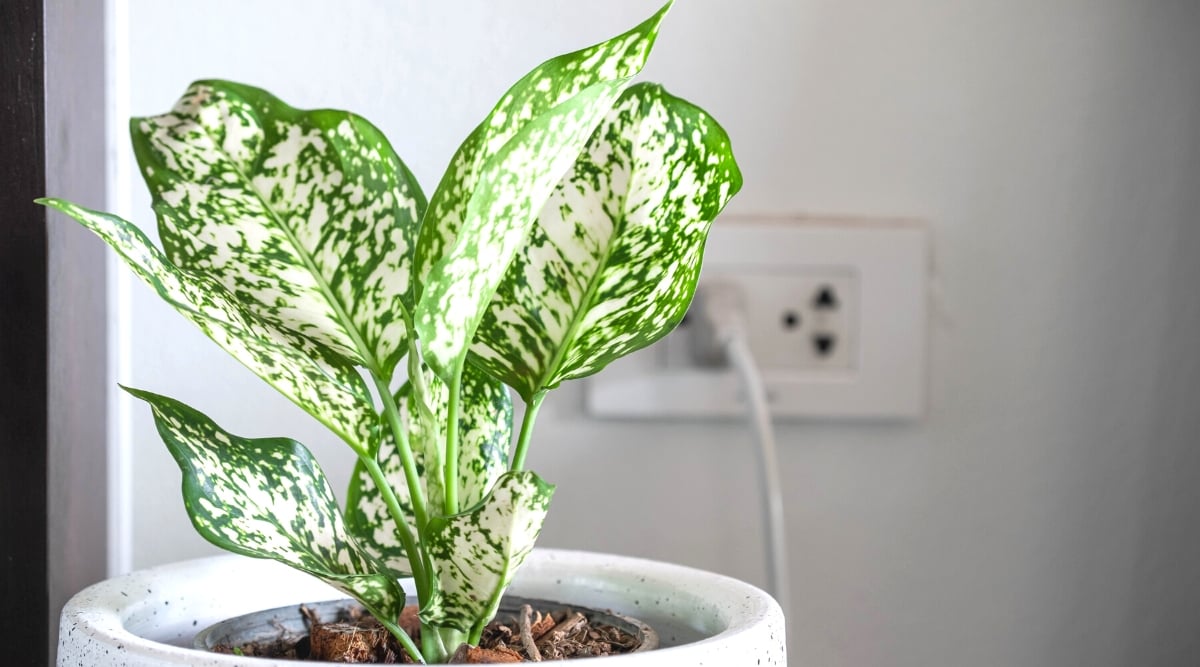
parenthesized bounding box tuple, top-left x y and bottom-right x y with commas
(413, 2, 671, 382)
(125, 387, 404, 625)
(346, 363, 512, 575)
(344, 414, 419, 577)
(133, 80, 425, 379)
(419, 471, 555, 632)
(405, 362, 513, 513)
(413, 2, 671, 292)
(469, 83, 743, 401)
(39, 199, 378, 452)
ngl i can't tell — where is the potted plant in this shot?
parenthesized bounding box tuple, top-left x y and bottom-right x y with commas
(49, 2, 784, 664)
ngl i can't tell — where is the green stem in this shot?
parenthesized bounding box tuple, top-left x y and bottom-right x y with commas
(377, 615, 426, 664)
(372, 373, 430, 533)
(510, 391, 546, 471)
(438, 627, 467, 656)
(468, 585, 507, 646)
(468, 621, 484, 648)
(359, 455, 428, 599)
(443, 370, 463, 515)
(400, 343, 442, 590)
(421, 622, 450, 663)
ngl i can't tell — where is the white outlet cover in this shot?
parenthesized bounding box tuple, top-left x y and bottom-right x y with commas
(686, 267, 860, 372)
(586, 215, 928, 420)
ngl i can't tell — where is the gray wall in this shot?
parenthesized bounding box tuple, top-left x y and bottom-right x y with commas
(45, 0, 108, 658)
(116, 1, 1200, 665)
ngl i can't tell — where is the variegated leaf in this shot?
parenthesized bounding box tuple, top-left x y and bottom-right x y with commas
(344, 411, 419, 577)
(125, 387, 404, 626)
(346, 363, 512, 576)
(416, 84, 627, 382)
(406, 362, 514, 514)
(413, 2, 671, 382)
(413, 2, 671, 293)
(468, 83, 742, 401)
(133, 80, 425, 379)
(39, 198, 378, 453)
(419, 471, 555, 632)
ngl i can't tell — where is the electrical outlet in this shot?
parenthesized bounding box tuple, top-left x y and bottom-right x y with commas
(674, 267, 860, 372)
(586, 216, 927, 420)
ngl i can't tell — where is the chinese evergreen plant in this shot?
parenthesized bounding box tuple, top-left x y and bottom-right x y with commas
(41, 3, 740, 663)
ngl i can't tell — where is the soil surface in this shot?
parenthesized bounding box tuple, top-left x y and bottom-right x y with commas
(211, 603, 642, 663)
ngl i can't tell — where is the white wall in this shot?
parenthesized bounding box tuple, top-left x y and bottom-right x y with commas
(119, 1, 1200, 665)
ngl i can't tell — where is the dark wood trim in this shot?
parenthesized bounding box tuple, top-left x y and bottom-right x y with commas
(0, 0, 49, 664)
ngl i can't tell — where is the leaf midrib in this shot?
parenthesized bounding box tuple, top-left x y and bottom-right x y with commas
(209, 117, 390, 384)
(530, 162, 632, 397)
(59, 200, 372, 448)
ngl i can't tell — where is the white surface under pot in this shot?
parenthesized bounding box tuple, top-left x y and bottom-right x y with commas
(58, 549, 787, 666)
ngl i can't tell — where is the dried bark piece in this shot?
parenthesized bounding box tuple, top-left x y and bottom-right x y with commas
(301, 603, 322, 628)
(529, 611, 556, 640)
(518, 604, 542, 662)
(535, 611, 587, 660)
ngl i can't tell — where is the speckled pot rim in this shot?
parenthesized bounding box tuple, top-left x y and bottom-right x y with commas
(58, 548, 786, 666)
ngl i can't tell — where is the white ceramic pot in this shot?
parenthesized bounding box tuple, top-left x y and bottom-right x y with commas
(58, 548, 786, 666)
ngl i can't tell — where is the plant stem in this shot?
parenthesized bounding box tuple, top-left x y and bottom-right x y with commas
(358, 455, 428, 597)
(422, 622, 449, 663)
(509, 391, 546, 471)
(371, 373, 430, 533)
(377, 615, 426, 664)
(438, 627, 467, 657)
(468, 585, 507, 646)
(443, 370, 463, 515)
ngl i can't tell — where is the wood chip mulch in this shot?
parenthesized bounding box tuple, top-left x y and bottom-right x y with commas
(213, 602, 641, 663)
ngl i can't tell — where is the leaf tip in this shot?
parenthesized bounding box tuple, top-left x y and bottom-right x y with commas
(644, 0, 675, 35)
(118, 384, 155, 402)
(35, 197, 66, 212)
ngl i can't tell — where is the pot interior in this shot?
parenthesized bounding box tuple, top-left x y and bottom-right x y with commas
(193, 595, 658, 656)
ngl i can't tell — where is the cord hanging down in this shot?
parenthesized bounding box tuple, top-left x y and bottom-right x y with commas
(690, 284, 792, 622)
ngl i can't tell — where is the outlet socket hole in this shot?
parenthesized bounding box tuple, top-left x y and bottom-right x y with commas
(782, 311, 801, 330)
(814, 286, 839, 310)
(813, 333, 836, 356)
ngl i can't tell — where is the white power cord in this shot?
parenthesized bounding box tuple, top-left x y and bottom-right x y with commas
(690, 284, 792, 621)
